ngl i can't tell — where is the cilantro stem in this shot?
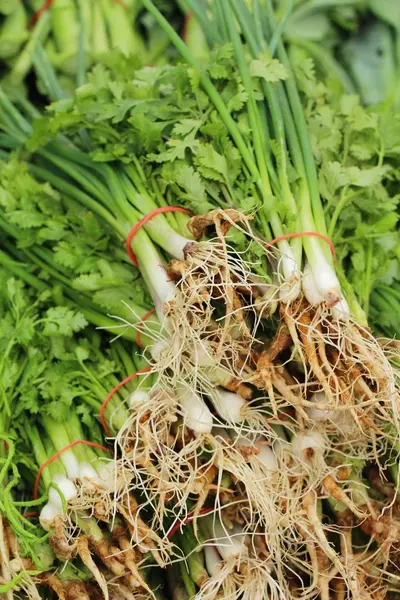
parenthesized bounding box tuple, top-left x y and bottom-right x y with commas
(363, 240, 373, 315)
(0, 570, 44, 594)
(0, 435, 14, 487)
(13, 492, 49, 507)
(328, 187, 370, 241)
(336, 232, 395, 244)
(0, 85, 32, 136)
(76, 356, 129, 432)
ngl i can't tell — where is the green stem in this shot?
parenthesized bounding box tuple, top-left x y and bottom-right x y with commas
(50, 0, 79, 57)
(32, 43, 67, 101)
(41, 417, 84, 481)
(92, 0, 109, 55)
(0, 3, 28, 59)
(178, 527, 207, 587)
(8, 12, 50, 86)
(230, 0, 302, 263)
(29, 163, 125, 236)
(26, 425, 63, 489)
(99, 0, 139, 57)
(363, 240, 373, 315)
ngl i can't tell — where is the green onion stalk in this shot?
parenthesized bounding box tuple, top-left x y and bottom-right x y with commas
(153, 0, 351, 309)
(0, 3, 28, 61)
(280, 11, 400, 344)
(25, 419, 168, 596)
(5, 2, 51, 89)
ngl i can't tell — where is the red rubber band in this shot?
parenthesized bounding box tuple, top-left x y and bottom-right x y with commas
(27, 0, 54, 29)
(23, 512, 39, 519)
(33, 440, 110, 500)
(100, 367, 152, 435)
(266, 232, 337, 263)
(168, 507, 214, 540)
(126, 206, 192, 266)
(181, 12, 193, 42)
(136, 308, 156, 348)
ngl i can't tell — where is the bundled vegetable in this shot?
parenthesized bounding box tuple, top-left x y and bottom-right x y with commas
(280, 2, 400, 340)
(0, 89, 297, 551)
(0, 263, 171, 598)
(126, 0, 400, 595)
(0, 0, 399, 599)
(178, 0, 400, 341)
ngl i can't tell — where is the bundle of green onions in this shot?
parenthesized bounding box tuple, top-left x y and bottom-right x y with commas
(0, 152, 301, 596)
(0, 258, 175, 598)
(277, 0, 400, 340)
(0, 122, 294, 549)
(0, 245, 295, 600)
(0, 0, 399, 599)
